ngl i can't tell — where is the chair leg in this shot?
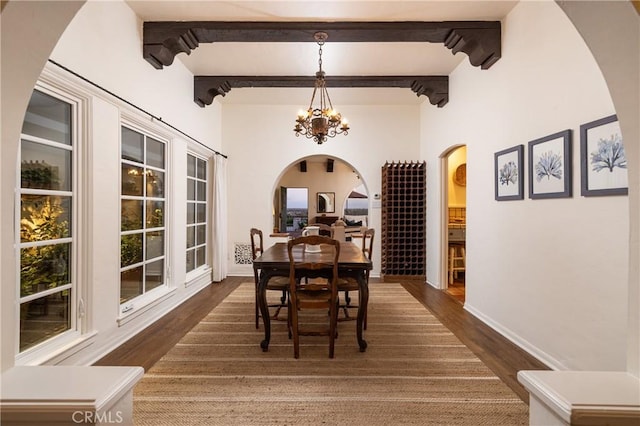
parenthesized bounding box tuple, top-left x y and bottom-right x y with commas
(254, 280, 259, 329)
(272, 289, 287, 320)
(293, 329, 300, 359)
(448, 245, 466, 284)
(341, 292, 352, 319)
(287, 299, 292, 339)
(329, 302, 337, 359)
(448, 247, 455, 285)
(362, 291, 368, 331)
(339, 290, 367, 330)
(290, 301, 300, 359)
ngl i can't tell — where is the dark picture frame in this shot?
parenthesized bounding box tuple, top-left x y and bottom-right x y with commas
(316, 192, 335, 213)
(494, 145, 524, 201)
(580, 114, 627, 197)
(528, 129, 572, 199)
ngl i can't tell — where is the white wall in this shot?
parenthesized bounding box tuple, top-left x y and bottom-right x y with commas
(1, 0, 223, 367)
(222, 102, 420, 277)
(557, 0, 640, 381)
(50, 1, 222, 149)
(423, 1, 629, 371)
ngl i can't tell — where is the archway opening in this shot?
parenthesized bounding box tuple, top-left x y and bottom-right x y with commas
(442, 145, 467, 303)
(272, 155, 369, 233)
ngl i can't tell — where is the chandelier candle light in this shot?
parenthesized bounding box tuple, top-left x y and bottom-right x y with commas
(294, 32, 349, 144)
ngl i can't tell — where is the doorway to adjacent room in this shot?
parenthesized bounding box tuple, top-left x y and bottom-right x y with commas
(443, 145, 466, 303)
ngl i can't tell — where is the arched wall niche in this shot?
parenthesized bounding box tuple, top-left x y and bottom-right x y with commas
(271, 154, 369, 232)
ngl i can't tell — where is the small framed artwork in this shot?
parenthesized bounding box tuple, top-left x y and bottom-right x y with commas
(494, 145, 524, 201)
(317, 192, 335, 213)
(580, 114, 627, 196)
(528, 129, 572, 199)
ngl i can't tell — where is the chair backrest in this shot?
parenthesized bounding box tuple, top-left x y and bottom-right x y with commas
(287, 235, 340, 288)
(249, 228, 264, 261)
(361, 228, 375, 261)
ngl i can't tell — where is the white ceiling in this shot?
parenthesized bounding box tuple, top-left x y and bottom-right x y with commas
(125, 1, 518, 105)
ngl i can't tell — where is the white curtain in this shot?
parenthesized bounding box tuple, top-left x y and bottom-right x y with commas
(211, 154, 228, 282)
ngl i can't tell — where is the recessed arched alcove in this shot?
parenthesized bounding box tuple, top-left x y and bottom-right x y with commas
(271, 155, 369, 233)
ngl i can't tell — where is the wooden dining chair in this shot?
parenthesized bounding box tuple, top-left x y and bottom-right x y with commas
(287, 235, 340, 359)
(338, 228, 374, 329)
(250, 228, 289, 329)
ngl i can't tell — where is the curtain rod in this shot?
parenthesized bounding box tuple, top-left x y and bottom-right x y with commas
(47, 59, 228, 159)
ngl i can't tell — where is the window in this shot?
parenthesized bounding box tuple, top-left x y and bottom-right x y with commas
(282, 187, 308, 232)
(120, 126, 166, 308)
(18, 89, 75, 352)
(186, 153, 208, 273)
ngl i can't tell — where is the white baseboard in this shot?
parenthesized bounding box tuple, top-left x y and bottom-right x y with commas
(464, 302, 565, 371)
(68, 278, 214, 366)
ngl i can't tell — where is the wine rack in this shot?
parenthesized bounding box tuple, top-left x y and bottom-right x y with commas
(381, 161, 426, 281)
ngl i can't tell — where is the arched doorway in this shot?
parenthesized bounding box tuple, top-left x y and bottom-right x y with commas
(272, 155, 369, 233)
(441, 145, 467, 303)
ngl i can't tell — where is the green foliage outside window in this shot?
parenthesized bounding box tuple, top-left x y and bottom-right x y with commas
(20, 197, 70, 297)
(121, 234, 143, 267)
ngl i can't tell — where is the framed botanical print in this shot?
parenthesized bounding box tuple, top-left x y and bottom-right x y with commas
(580, 114, 627, 196)
(528, 129, 572, 199)
(494, 145, 524, 201)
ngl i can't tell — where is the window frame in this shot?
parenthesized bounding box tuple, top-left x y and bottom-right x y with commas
(15, 83, 86, 363)
(118, 119, 171, 317)
(186, 152, 210, 277)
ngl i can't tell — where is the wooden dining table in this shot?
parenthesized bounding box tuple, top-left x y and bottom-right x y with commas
(253, 241, 372, 352)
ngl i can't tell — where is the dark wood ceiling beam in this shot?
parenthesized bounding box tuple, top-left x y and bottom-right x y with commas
(144, 21, 501, 70)
(194, 75, 448, 108)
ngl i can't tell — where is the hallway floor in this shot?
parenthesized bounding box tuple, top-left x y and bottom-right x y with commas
(446, 281, 465, 303)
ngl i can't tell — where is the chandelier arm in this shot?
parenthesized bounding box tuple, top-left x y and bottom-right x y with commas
(308, 85, 319, 111)
(320, 85, 327, 112)
(323, 85, 335, 113)
(294, 31, 348, 145)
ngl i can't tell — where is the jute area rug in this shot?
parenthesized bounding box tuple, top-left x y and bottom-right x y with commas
(134, 283, 528, 425)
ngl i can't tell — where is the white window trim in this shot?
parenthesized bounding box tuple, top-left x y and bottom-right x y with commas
(15, 78, 92, 363)
(118, 118, 172, 318)
(117, 286, 177, 326)
(185, 148, 214, 286)
(186, 153, 209, 271)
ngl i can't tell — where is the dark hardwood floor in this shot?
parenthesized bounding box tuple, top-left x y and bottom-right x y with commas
(402, 279, 549, 402)
(95, 276, 549, 403)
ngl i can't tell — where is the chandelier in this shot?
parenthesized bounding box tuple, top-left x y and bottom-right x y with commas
(294, 32, 349, 145)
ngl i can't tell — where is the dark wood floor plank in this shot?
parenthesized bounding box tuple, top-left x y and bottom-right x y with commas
(401, 280, 549, 402)
(94, 277, 244, 371)
(95, 276, 548, 403)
